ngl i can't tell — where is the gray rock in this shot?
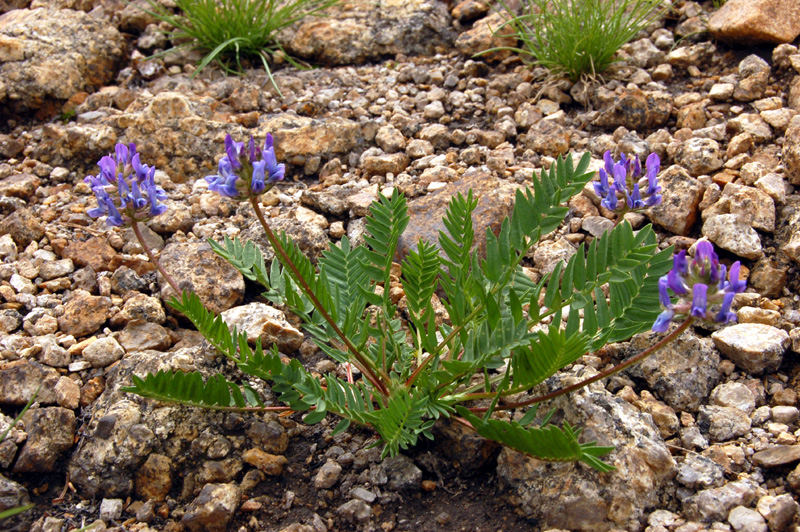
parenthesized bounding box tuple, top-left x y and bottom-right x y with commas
(13, 407, 75, 473)
(0, 8, 125, 112)
(711, 323, 789, 374)
(646, 165, 704, 236)
(676, 453, 726, 489)
(629, 330, 720, 412)
(702, 214, 763, 260)
(710, 382, 756, 414)
(723, 183, 776, 232)
(241, 216, 330, 264)
(497, 370, 675, 532)
(182, 482, 241, 532)
(734, 55, 770, 102)
(683, 479, 760, 522)
(314, 459, 342, 489)
(285, 0, 456, 65)
(533, 238, 577, 276)
(0, 474, 32, 532)
(350, 487, 376, 503)
(728, 506, 767, 532)
(38, 259, 74, 281)
(336, 499, 373, 522)
(674, 138, 724, 176)
(581, 216, 615, 237)
(68, 347, 229, 498)
(383, 455, 422, 491)
(697, 405, 752, 442)
(220, 303, 304, 354)
(82, 337, 125, 368)
(771, 405, 799, 424)
(99, 498, 123, 522)
(756, 494, 799, 531)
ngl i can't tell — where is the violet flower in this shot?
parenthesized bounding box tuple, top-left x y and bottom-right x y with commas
(653, 241, 747, 332)
(594, 151, 662, 213)
(206, 134, 285, 200)
(85, 143, 167, 227)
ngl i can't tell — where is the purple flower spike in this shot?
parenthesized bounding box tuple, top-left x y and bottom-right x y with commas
(206, 133, 285, 201)
(593, 151, 662, 213)
(653, 242, 747, 333)
(85, 143, 168, 228)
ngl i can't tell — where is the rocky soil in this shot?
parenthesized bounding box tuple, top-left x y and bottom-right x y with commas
(2, 0, 800, 531)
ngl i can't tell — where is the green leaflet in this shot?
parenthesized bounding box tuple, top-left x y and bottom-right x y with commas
(122, 370, 265, 409)
(511, 326, 592, 390)
(457, 408, 615, 472)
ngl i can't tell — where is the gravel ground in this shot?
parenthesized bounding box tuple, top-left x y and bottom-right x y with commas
(1, 0, 800, 531)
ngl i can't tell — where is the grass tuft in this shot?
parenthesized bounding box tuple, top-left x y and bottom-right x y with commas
(486, 0, 665, 82)
(141, 0, 341, 94)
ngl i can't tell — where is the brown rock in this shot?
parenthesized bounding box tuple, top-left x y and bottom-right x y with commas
(135, 453, 173, 502)
(455, 12, 516, 62)
(261, 115, 361, 161)
(0, 8, 125, 112)
(116, 321, 172, 352)
(0, 173, 40, 199)
(397, 168, 519, 260)
(647, 165, 704, 236)
(362, 152, 409, 176)
(181, 483, 241, 532)
(242, 448, 288, 476)
(62, 236, 119, 272)
(0, 359, 60, 405)
(752, 445, 800, 467)
(79, 376, 105, 407)
(0, 207, 45, 247)
(709, 0, 800, 45)
(522, 120, 571, 157)
(13, 407, 75, 473)
(58, 289, 112, 337)
(451, 0, 490, 22)
(594, 88, 672, 130)
(158, 242, 244, 315)
(783, 116, 800, 185)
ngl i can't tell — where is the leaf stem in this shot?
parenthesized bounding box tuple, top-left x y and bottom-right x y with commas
(131, 220, 183, 297)
(248, 196, 390, 398)
(469, 318, 694, 413)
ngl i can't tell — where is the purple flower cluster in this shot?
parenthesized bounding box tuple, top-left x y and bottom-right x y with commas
(206, 134, 285, 200)
(85, 143, 168, 227)
(594, 151, 662, 211)
(653, 241, 747, 333)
